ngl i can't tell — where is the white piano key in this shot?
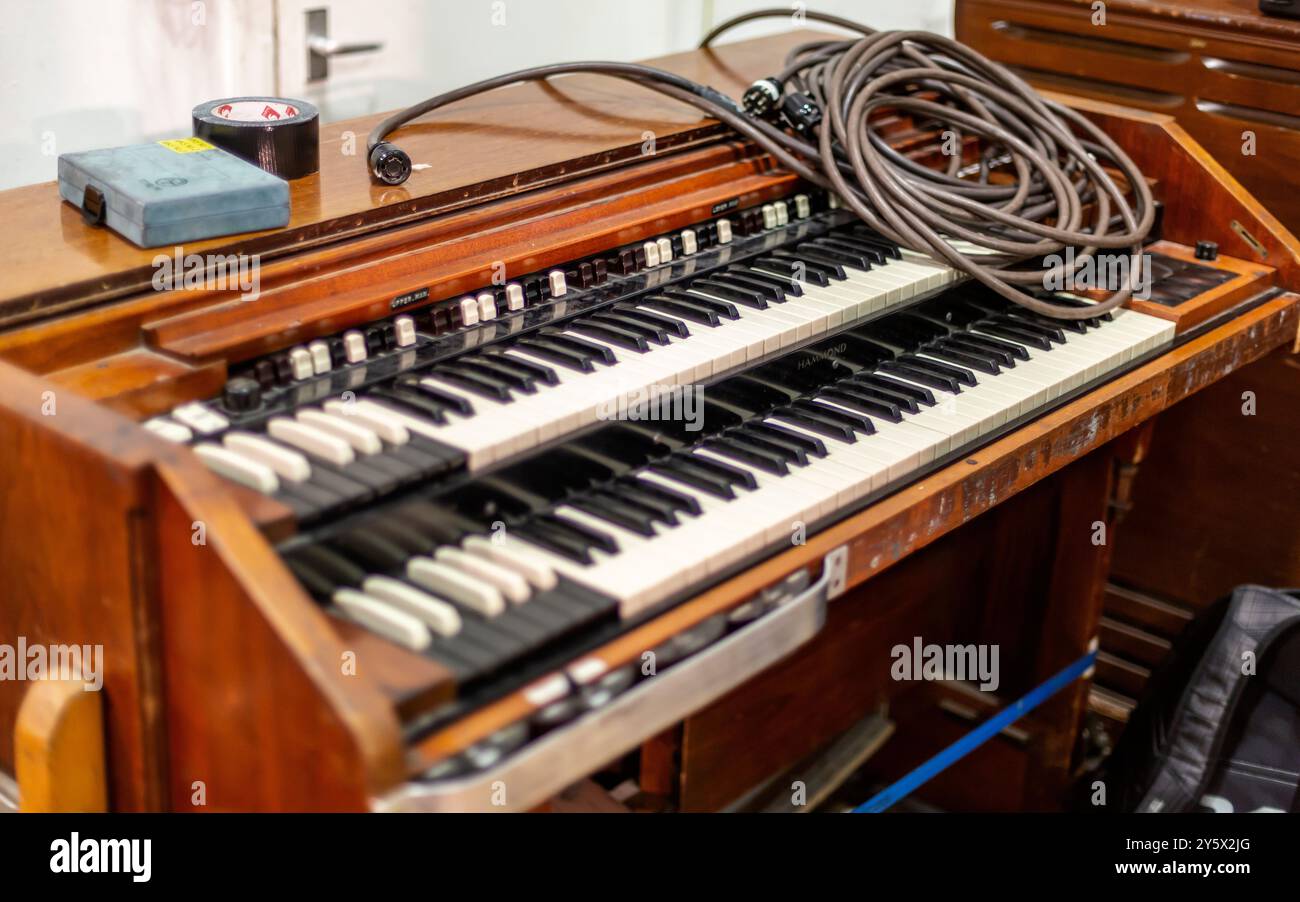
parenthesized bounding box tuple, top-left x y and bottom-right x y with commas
(435, 546, 531, 605)
(296, 408, 384, 455)
(172, 402, 228, 435)
(193, 443, 279, 494)
(462, 534, 558, 592)
(361, 575, 462, 637)
(407, 556, 506, 618)
(323, 398, 411, 445)
(144, 418, 192, 443)
(267, 417, 356, 467)
(333, 589, 431, 652)
(223, 431, 312, 483)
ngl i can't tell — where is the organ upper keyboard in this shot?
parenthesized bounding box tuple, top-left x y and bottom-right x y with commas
(0, 30, 1297, 812)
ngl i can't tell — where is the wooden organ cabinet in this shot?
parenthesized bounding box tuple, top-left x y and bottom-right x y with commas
(957, 0, 1300, 745)
(0, 30, 1297, 812)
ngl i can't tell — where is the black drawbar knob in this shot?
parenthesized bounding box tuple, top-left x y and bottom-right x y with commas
(193, 97, 320, 180)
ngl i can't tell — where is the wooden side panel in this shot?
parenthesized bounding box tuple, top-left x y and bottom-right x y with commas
(0, 361, 164, 810)
(151, 457, 409, 811)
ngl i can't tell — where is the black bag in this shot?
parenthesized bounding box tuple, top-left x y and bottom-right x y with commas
(1102, 584, 1300, 813)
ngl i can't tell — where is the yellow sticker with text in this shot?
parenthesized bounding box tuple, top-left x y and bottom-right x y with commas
(158, 137, 216, 154)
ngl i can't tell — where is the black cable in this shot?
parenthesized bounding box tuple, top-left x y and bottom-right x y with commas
(366, 11, 1153, 320)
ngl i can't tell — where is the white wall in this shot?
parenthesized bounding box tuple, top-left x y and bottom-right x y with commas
(0, 0, 955, 191)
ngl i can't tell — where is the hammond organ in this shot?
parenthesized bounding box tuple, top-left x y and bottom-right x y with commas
(1, 30, 1297, 813)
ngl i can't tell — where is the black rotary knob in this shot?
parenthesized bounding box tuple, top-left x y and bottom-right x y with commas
(222, 376, 263, 413)
(1195, 240, 1219, 261)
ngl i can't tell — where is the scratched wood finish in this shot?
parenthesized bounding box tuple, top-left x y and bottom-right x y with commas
(0, 32, 818, 325)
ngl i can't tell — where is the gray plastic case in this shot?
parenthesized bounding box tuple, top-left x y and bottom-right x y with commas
(57, 139, 290, 248)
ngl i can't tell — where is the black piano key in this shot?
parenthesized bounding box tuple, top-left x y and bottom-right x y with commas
(610, 305, 690, 337)
(646, 460, 736, 499)
(538, 331, 619, 364)
(591, 486, 678, 527)
(294, 544, 368, 588)
(662, 289, 740, 320)
(878, 360, 962, 393)
(792, 399, 876, 434)
(536, 512, 620, 555)
(745, 421, 828, 457)
(845, 224, 903, 257)
(840, 380, 920, 415)
(620, 475, 703, 516)
(284, 554, 338, 598)
(365, 516, 433, 556)
(400, 376, 475, 416)
(429, 367, 515, 402)
(812, 235, 889, 266)
(770, 409, 856, 443)
(752, 256, 829, 286)
(856, 373, 936, 406)
(456, 359, 538, 393)
(945, 333, 1023, 365)
(598, 484, 679, 526)
(480, 351, 559, 385)
(569, 494, 658, 537)
(515, 522, 593, 565)
(818, 387, 903, 422)
(703, 437, 791, 475)
(370, 385, 452, 423)
(680, 451, 759, 490)
(798, 240, 872, 270)
(1008, 308, 1087, 335)
(769, 249, 846, 280)
(715, 271, 786, 302)
(974, 322, 1053, 351)
(301, 463, 376, 504)
(329, 529, 410, 572)
(689, 278, 768, 310)
(390, 500, 473, 545)
(513, 339, 597, 372)
(730, 265, 804, 297)
(731, 426, 809, 466)
(993, 314, 1066, 344)
(924, 343, 1001, 376)
(638, 296, 720, 327)
(588, 311, 671, 345)
(565, 320, 650, 352)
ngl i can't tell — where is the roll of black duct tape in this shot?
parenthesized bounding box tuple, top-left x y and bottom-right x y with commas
(193, 97, 320, 179)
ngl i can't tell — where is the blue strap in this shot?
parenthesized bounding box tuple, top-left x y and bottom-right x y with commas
(854, 648, 1098, 813)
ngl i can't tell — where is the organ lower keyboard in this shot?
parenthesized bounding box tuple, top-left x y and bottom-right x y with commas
(0, 30, 1296, 812)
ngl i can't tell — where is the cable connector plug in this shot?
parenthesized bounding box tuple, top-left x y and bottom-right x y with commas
(780, 92, 822, 135)
(369, 142, 412, 186)
(742, 78, 784, 118)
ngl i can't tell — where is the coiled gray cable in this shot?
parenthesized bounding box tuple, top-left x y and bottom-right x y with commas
(370, 10, 1153, 319)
